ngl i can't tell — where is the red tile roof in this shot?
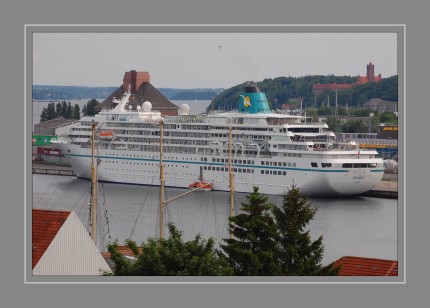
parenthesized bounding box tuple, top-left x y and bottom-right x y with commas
(357, 75, 382, 85)
(312, 83, 355, 91)
(100, 82, 179, 113)
(32, 209, 71, 269)
(101, 246, 144, 270)
(101, 246, 143, 259)
(334, 256, 398, 276)
(357, 76, 369, 84)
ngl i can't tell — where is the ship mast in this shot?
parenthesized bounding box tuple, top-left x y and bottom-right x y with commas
(159, 120, 165, 239)
(90, 120, 98, 243)
(228, 126, 235, 239)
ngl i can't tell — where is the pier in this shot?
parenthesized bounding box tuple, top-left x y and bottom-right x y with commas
(361, 180, 398, 199)
(32, 162, 76, 176)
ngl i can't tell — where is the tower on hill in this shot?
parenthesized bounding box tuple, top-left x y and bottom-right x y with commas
(313, 62, 383, 96)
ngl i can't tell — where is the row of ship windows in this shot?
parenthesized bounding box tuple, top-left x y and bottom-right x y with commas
(101, 158, 299, 169)
(95, 159, 376, 170)
(276, 144, 307, 151)
(105, 172, 195, 177)
(208, 158, 256, 165)
(342, 163, 378, 168)
(262, 161, 297, 167)
(311, 162, 332, 168)
(204, 158, 301, 167)
(310, 162, 378, 168)
(261, 170, 287, 176)
(203, 166, 255, 174)
(93, 153, 200, 161)
(102, 161, 190, 169)
(101, 159, 302, 170)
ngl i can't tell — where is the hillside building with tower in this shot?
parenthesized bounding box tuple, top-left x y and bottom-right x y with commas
(312, 62, 383, 96)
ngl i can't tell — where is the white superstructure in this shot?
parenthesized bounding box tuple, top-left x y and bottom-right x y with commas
(53, 82, 384, 197)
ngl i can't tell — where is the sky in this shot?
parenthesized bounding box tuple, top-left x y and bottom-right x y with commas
(33, 32, 398, 89)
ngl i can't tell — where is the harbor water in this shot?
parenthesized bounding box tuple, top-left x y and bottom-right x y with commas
(32, 173, 398, 265)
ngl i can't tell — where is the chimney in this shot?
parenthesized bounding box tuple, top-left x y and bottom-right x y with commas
(135, 72, 150, 90)
(123, 70, 150, 93)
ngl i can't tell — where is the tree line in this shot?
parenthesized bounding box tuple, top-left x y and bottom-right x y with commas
(104, 186, 340, 276)
(39, 99, 101, 122)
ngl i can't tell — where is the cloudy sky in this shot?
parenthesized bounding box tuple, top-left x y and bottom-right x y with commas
(33, 32, 397, 89)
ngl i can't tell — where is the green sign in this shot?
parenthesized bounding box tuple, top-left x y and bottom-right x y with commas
(32, 135, 57, 146)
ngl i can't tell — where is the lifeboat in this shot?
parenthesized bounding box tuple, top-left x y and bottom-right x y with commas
(99, 130, 113, 140)
(188, 181, 213, 191)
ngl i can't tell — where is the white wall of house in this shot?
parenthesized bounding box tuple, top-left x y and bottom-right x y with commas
(33, 212, 111, 275)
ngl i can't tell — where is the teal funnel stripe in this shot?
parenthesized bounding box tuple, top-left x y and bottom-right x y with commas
(237, 92, 271, 114)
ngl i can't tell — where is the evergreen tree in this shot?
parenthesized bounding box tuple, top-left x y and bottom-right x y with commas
(82, 98, 100, 116)
(40, 102, 58, 122)
(220, 186, 281, 275)
(67, 101, 73, 118)
(61, 100, 68, 117)
(106, 223, 232, 276)
(73, 104, 80, 119)
(56, 102, 63, 117)
(271, 186, 340, 276)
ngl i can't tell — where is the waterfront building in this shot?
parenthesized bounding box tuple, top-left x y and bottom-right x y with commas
(362, 98, 398, 113)
(33, 116, 78, 136)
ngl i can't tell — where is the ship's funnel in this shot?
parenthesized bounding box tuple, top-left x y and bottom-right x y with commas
(237, 81, 271, 114)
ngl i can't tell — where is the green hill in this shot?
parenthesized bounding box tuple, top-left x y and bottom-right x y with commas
(208, 75, 398, 112)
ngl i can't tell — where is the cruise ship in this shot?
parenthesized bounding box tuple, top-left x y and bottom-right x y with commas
(53, 82, 384, 197)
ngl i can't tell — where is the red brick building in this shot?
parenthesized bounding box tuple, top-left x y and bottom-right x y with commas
(313, 62, 382, 96)
(357, 62, 382, 84)
(100, 70, 179, 116)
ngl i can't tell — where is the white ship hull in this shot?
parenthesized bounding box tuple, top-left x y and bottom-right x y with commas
(58, 144, 383, 197)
